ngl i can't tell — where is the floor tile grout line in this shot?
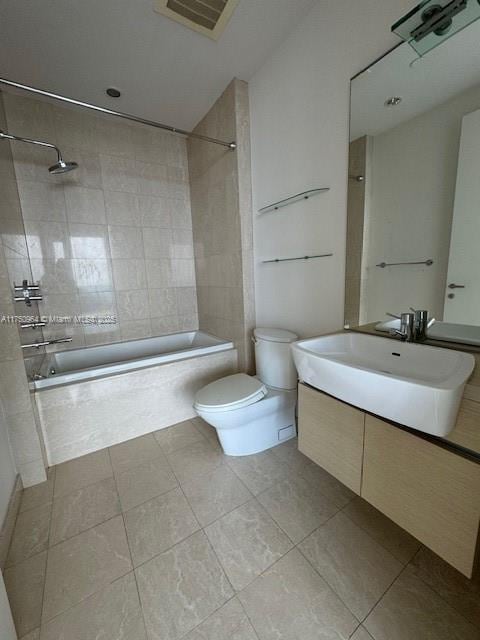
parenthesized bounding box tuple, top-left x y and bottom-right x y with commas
(292, 507, 410, 627)
(338, 500, 421, 568)
(159, 447, 239, 597)
(176, 593, 239, 640)
(18, 467, 56, 515)
(53, 469, 115, 503)
(38, 453, 133, 629)
(114, 463, 150, 640)
(254, 473, 343, 547)
(37, 490, 55, 632)
(179, 467, 254, 530)
(294, 542, 361, 626)
(4, 501, 53, 570)
(402, 554, 480, 632)
(357, 562, 410, 627)
(236, 595, 262, 640)
(39, 568, 138, 633)
(47, 502, 122, 551)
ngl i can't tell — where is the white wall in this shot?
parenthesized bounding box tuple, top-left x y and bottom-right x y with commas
(362, 84, 480, 322)
(249, 0, 414, 337)
(0, 404, 18, 640)
(0, 405, 16, 527)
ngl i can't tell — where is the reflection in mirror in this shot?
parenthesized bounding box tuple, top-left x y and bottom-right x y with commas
(346, 16, 480, 347)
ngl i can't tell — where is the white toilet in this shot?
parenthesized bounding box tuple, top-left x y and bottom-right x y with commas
(194, 328, 298, 456)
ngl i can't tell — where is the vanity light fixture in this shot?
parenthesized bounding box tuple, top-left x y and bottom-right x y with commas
(385, 97, 402, 107)
(392, 0, 480, 56)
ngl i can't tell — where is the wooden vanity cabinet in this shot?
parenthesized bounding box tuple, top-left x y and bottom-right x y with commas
(362, 415, 480, 578)
(297, 383, 364, 494)
(297, 382, 480, 578)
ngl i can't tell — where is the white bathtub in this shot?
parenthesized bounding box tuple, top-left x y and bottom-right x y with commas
(32, 331, 238, 465)
(31, 331, 233, 390)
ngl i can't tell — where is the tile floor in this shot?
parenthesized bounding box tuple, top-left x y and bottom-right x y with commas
(3, 417, 480, 640)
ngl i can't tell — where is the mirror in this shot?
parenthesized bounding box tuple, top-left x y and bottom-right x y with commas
(346, 17, 480, 347)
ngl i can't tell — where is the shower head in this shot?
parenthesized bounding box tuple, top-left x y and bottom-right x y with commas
(0, 129, 78, 175)
(49, 158, 79, 174)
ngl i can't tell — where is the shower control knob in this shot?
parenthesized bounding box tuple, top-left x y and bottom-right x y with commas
(447, 293, 455, 299)
(448, 283, 465, 289)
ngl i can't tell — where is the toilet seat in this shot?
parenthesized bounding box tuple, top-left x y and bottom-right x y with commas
(194, 373, 267, 413)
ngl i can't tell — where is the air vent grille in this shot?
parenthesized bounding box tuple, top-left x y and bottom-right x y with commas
(154, 0, 238, 40)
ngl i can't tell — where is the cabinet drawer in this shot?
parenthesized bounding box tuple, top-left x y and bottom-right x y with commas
(298, 384, 365, 493)
(362, 415, 480, 577)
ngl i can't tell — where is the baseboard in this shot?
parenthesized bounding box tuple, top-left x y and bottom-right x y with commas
(0, 475, 23, 571)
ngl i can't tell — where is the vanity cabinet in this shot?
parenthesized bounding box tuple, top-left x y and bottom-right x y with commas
(297, 382, 480, 578)
(363, 415, 480, 578)
(297, 383, 364, 493)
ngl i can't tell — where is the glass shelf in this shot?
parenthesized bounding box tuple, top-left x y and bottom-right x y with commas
(258, 188, 330, 214)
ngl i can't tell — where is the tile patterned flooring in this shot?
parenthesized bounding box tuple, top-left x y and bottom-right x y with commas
(3, 417, 480, 640)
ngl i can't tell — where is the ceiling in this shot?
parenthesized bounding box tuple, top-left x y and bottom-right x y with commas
(351, 17, 480, 140)
(0, 0, 317, 130)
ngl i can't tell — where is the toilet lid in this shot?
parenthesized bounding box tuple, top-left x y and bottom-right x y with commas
(194, 373, 267, 413)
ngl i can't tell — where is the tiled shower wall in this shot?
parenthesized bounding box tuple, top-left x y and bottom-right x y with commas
(188, 79, 255, 372)
(3, 92, 198, 351)
(0, 93, 46, 487)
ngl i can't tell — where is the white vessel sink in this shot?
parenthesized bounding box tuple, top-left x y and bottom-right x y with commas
(376, 319, 480, 347)
(292, 333, 475, 437)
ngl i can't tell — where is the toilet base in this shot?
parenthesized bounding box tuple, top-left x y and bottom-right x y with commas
(196, 387, 297, 456)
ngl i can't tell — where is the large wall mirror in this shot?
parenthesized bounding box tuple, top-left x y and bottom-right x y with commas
(346, 16, 480, 347)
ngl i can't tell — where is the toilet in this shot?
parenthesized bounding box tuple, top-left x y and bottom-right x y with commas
(194, 328, 298, 456)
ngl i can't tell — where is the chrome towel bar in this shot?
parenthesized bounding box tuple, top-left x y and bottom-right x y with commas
(376, 259, 433, 268)
(262, 253, 333, 264)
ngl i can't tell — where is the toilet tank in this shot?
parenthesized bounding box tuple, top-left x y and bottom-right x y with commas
(253, 328, 298, 390)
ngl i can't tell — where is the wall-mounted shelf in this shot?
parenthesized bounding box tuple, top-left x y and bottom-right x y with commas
(262, 253, 333, 264)
(258, 188, 330, 214)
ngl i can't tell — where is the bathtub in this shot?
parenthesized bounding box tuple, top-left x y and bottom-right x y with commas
(31, 331, 233, 390)
(31, 331, 238, 465)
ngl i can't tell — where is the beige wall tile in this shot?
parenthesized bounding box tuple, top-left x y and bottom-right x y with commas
(108, 225, 143, 259)
(69, 223, 110, 260)
(16, 181, 66, 222)
(65, 186, 106, 224)
(112, 258, 147, 291)
(117, 289, 150, 322)
(148, 288, 177, 318)
(188, 79, 254, 373)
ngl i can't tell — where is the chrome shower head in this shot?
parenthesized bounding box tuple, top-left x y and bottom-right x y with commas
(0, 129, 78, 175)
(49, 159, 79, 174)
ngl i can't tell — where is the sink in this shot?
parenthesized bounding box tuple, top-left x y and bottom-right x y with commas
(376, 319, 480, 347)
(291, 333, 475, 437)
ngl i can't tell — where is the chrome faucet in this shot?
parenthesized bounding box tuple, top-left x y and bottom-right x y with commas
(410, 308, 435, 342)
(388, 312, 415, 342)
(386, 310, 435, 342)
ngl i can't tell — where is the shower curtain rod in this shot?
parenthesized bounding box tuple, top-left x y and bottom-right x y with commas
(0, 77, 237, 150)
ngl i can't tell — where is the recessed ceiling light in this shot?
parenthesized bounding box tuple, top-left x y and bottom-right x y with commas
(385, 96, 402, 107)
(106, 88, 121, 98)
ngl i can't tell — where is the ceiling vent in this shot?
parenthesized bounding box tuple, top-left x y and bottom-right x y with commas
(153, 0, 239, 40)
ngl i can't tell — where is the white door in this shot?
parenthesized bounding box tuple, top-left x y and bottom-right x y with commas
(444, 109, 480, 324)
